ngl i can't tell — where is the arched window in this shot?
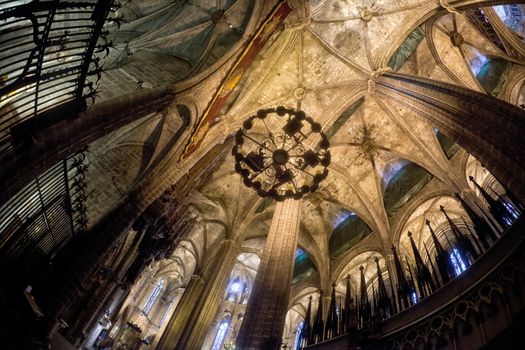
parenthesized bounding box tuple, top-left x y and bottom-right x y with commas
(143, 278, 164, 316)
(450, 249, 467, 276)
(230, 281, 241, 293)
(503, 201, 520, 223)
(492, 5, 524, 32)
(383, 162, 433, 217)
(210, 319, 230, 350)
(241, 285, 250, 304)
(411, 291, 418, 305)
(293, 248, 317, 284)
(294, 321, 305, 350)
(226, 278, 242, 302)
(159, 298, 174, 326)
(470, 51, 489, 76)
(329, 212, 372, 259)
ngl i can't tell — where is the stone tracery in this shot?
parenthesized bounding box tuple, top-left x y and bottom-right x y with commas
(1, 1, 525, 350)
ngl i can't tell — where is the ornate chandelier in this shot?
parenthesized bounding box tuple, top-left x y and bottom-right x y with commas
(232, 106, 330, 201)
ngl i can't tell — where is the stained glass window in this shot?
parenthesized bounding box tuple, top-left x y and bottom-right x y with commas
(503, 201, 520, 225)
(294, 321, 305, 350)
(241, 286, 249, 304)
(230, 282, 241, 293)
(211, 319, 230, 350)
(492, 5, 524, 31)
(470, 51, 489, 76)
(450, 248, 467, 276)
(160, 298, 174, 326)
(143, 278, 164, 316)
(411, 291, 418, 305)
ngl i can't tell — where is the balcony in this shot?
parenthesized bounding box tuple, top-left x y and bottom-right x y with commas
(305, 216, 525, 349)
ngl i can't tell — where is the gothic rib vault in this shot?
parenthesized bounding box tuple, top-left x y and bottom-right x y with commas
(82, 1, 523, 348)
(1, 0, 525, 349)
(173, 3, 524, 348)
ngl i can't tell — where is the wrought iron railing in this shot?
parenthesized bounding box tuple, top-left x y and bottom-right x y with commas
(0, 147, 89, 265)
(0, 0, 115, 155)
(303, 218, 525, 350)
(299, 192, 522, 349)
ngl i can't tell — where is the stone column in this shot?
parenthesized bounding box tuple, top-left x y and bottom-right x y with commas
(66, 278, 117, 344)
(236, 199, 302, 350)
(375, 72, 525, 202)
(384, 253, 399, 313)
(461, 189, 503, 235)
(0, 87, 175, 205)
(155, 275, 205, 349)
(156, 239, 241, 350)
(38, 143, 229, 335)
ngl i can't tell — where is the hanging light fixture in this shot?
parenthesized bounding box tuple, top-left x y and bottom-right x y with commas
(232, 106, 330, 201)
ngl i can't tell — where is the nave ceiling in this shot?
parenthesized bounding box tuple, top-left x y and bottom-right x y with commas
(80, 0, 525, 322)
(2, 1, 525, 349)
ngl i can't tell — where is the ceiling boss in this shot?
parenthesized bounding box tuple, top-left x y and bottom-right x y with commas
(233, 106, 330, 201)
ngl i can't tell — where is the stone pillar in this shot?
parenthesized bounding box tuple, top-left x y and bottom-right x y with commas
(375, 72, 525, 202)
(461, 189, 503, 235)
(236, 199, 302, 350)
(0, 87, 175, 205)
(384, 253, 399, 313)
(66, 278, 117, 344)
(156, 239, 241, 350)
(155, 275, 205, 349)
(37, 142, 229, 335)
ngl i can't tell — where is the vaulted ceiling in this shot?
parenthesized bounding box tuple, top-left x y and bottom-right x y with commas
(196, 0, 521, 287)
(85, 0, 525, 324)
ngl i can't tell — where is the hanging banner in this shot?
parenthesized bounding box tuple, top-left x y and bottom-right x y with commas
(180, 0, 293, 159)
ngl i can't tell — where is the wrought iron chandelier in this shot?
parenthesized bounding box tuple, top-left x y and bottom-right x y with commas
(232, 106, 330, 201)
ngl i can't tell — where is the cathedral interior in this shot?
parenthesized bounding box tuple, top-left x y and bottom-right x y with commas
(2, 1, 525, 350)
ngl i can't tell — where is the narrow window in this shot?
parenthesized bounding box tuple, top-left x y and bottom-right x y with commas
(226, 279, 242, 302)
(503, 201, 519, 222)
(294, 321, 305, 350)
(143, 279, 164, 316)
(159, 298, 174, 326)
(211, 319, 230, 350)
(411, 291, 418, 305)
(450, 248, 467, 276)
(230, 282, 241, 293)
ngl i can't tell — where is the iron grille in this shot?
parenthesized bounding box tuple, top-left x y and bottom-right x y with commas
(0, 0, 115, 155)
(0, 148, 89, 263)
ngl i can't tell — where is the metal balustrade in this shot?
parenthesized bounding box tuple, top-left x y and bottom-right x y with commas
(298, 192, 522, 349)
(304, 216, 525, 350)
(0, 0, 116, 155)
(0, 148, 89, 265)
